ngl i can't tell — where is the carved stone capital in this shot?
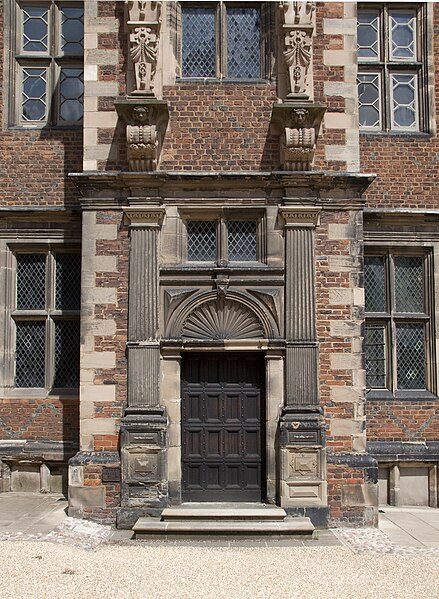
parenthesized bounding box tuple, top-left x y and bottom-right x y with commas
(279, 206, 320, 227)
(280, 1, 315, 27)
(123, 206, 165, 227)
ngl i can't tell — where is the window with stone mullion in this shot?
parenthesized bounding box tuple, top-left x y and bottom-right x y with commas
(357, 3, 425, 132)
(364, 251, 433, 395)
(14, 0, 84, 126)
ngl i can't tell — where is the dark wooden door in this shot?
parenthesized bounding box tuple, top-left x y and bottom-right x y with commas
(181, 354, 264, 502)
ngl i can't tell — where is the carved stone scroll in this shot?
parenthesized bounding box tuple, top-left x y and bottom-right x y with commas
(280, 1, 315, 100)
(127, 1, 162, 96)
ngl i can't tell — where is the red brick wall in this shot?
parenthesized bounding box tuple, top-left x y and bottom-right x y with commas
(360, 5, 439, 209)
(0, 3, 83, 207)
(367, 400, 439, 443)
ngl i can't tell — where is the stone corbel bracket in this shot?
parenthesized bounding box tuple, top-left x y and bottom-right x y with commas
(115, 98, 169, 172)
(271, 103, 326, 171)
(127, 1, 162, 96)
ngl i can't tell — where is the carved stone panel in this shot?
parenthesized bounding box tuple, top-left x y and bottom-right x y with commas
(181, 299, 265, 340)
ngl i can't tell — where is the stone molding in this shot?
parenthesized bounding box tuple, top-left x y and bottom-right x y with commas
(123, 206, 165, 227)
(279, 206, 321, 227)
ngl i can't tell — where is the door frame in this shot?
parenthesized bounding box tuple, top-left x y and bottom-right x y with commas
(180, 352, 266, 503)
(161, 346, 283, 506)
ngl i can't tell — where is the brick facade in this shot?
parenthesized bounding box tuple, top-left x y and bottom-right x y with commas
(1, 1, 438, 527)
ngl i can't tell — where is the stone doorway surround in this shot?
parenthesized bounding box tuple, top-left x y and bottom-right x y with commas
(161, 343, 283, 507)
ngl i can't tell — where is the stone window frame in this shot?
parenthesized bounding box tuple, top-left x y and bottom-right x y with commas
(176, 1, 275, 82)
(179, 207, 267, 266)
(357, 2, 433, 134)
(364, 246, 436, 400)
(1, 242, 81, 397)
(7, 0, 84, 128)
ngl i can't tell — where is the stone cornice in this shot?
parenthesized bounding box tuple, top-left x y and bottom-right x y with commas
(70, 171, 375, 208)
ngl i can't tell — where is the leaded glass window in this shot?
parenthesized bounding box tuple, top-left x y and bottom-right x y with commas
(364, 251, 433, 395)
(186, 217, 259, 264)
(357, 4, 426, 132)
(13, 250, 80, 389)
(181, 2, 264, 80)
(14, 1, 84, 126)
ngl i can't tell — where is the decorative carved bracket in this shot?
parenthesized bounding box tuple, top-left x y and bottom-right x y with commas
(115, 98, 169, 171)
(271, 103, 326, 171)
(127, 1, 162, 96)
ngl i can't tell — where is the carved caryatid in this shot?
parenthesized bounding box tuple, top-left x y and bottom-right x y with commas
(280, 2, 315, 99)
(127, 1, 162, 96)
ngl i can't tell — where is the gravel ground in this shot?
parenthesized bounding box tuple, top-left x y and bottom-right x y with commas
(0, 540, 438, 599)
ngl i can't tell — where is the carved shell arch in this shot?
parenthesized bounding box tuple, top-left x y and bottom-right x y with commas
(166, 291, 278, 340)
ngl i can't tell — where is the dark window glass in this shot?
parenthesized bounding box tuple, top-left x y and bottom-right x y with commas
(394, 256, 423, 313)
(16, 321, 46, 387)
(55, 253, 81, 310)
(182, 7, 216, 77)
(188, 221, 217, 261)
(16, 254, 46, 310)
(227, 7, 261, 78)
(365, 324, 386, 388)
(364, 256, 385, 312)
(396, 323, 425, 389)
(228, 221, 257, 261)
(54, 320, 80, 387)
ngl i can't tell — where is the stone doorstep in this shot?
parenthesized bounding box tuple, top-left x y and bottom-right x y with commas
(161, 503, 287, 521)
(133, 518, 315, 537)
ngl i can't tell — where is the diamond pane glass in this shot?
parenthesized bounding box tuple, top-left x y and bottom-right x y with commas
(16, 254, 46, 310)
(182, 7, 215, 77)
(391, 73, 417, 130)
(188, 221, 216, 261)
(365, 325, 386, 388)
(364, 256, 385, 313)
(22, 5, 49, 53)
(227, 7, 260, 78)
(55, 254, 81, 310)
(16, 321, 45, 387)
(396, 324, 425, 389)
(61, 6, 84, 54)
(390, 10, 416, 60)
(395, 256, 424, 313)
(59, 68, 84, 121)
(54, 320, 80, 387)
(22, 67, 47, 121)
(358, 73, 381, 128)
(228, 221, 257, 261)
(357, 10, 380, 60)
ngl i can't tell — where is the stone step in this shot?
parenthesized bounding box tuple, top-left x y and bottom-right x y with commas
(133, 517, 315, 538)
(161, 503, 287, 521)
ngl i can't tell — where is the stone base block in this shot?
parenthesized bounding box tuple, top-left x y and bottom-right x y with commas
(284, 506, 330, 528)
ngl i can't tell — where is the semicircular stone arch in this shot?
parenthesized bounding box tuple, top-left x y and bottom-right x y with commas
(180, 298, 265, 340)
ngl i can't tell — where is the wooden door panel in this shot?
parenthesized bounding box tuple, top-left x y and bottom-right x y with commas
(182, 354, 264, 502)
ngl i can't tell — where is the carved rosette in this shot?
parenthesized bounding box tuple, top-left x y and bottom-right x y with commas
(280, 1, 315, 100)
(127, 1, 162, 96)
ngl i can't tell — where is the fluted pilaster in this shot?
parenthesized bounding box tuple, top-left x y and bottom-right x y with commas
(124, 207, 164, 408)
(280, 207, 320, 406)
